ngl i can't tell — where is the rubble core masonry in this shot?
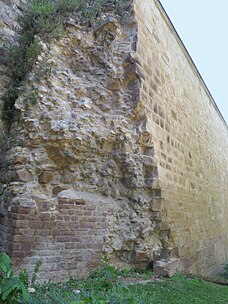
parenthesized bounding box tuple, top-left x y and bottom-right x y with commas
(0, 0, 227, 281)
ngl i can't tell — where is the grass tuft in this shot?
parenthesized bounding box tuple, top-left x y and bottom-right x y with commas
(29, 264, 228, 304)
(2, 0, 129, 123)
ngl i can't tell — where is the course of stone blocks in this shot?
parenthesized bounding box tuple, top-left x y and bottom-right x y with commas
(0, 0, 227, 281)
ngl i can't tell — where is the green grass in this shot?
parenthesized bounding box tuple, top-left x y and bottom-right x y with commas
(133, 275, 228, 304)
(29, 265, 228, 304)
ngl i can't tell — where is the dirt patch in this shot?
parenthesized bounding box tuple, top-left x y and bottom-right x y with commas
(119, 274, 162, 285)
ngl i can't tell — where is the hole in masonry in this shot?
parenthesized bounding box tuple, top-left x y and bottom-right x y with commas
(146, 261, 154, 272)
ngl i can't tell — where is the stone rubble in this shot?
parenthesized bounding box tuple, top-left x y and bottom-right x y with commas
(1, 0, 227, 281)
(0, 2, 173, 281)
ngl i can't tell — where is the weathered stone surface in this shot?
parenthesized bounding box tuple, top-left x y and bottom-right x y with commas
(16, 168, 33, 182)
(135, 0, 228, 276)
(13, 156, 28, 165)
(0, 0, 25, 130)
(0, 2, 167, 281)
(153, 258, 179, 277)
(0, 0, 227, 282)
(38, 171, 53, 184)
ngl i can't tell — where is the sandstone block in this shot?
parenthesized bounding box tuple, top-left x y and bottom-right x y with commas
(38, 171, 53, 184)
(16, 169, 33, 182)
(14, 156, 28, 165)
(52, 186, 69, 196)
(150, 198, 164, 211)
(134, 249, 152, 262)
(153, 258, 179, 277)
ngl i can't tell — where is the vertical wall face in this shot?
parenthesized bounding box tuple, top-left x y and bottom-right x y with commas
(0, 0, 25, 130)
(1, 0, 228, 281)
(0, 13, 136, 280)
(1, 4, 171, 281)
(135, 0, 228, 275)
(0, 0, 25, 253)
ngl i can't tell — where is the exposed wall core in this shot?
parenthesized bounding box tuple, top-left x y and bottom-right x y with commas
(0, 0, 25, 130)
(0, 0, 227, 281)
(0, 0, 25, 253)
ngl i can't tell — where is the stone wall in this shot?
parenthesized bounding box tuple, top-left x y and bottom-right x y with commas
(0, 3, 172, 281)
(134, 0, 228, 276)
(0, 0, 25, 253)
(0, 0, 227, 281)
(0, 0, 25, 130)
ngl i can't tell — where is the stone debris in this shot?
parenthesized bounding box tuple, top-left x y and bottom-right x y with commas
(153, 259, 179, 278)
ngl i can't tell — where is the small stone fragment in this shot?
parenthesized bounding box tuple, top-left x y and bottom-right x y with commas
(38, 171, 53, 184)
(16, 169, 33, 182)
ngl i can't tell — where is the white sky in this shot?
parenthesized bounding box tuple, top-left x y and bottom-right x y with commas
(160, 0, 228, 124)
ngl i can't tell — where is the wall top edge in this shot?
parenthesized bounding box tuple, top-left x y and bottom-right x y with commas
(155, 0, 228, 130)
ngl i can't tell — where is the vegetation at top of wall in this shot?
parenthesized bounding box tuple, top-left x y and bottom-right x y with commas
(2, 0, 129, 124)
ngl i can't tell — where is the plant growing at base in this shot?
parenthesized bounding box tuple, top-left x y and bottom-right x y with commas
(0, 252, 30, 303)
(0, 252, 42, 303)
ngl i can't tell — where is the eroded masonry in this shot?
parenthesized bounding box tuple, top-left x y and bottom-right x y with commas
(0, 0, 228, 282)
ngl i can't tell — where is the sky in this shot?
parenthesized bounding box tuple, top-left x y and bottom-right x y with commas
(160, 0, 228, 124)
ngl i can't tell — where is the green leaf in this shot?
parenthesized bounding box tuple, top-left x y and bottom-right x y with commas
(1, 276, 20, 293)
(1, 277, 20, 301)
(20, 282, 30, 302)
(2, 288, 13, 301)
(1, 277, 30, 302)
(0, 253, 11, 273)
(0, 253, 10, 265)
(7, 268, 13, 278)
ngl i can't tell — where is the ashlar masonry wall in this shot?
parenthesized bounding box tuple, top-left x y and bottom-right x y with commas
(0, 0, 228, 281)
(134, 0, 228, 275)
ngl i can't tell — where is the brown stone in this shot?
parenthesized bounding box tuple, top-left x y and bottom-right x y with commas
(52, 186, 68, 196)
(153, 259, 179, 277)
(134, 249, 151, 262)
(38, 171, 53, 184)
(58, 198, 86, 206)
(150, 198, 164, 211)
(1, 0, 227, 284)
(14, 156, 28, 165)
(16, 169, 33, 182)
(107, 79, 121, 91)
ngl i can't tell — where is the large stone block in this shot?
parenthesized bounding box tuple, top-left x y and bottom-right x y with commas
(153, 258, 179, 277)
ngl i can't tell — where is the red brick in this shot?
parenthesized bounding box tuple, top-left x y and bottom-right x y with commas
(17, 206, 31, 214)
(80, 222, 95, 229)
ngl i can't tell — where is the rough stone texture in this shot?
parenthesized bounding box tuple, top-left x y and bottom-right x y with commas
(0, 4, 171, 282)
(0, 0, 27, 255)
(153, 258, 179, 277)
(0, 0, 227, 282)
(0, 0, 26, 130)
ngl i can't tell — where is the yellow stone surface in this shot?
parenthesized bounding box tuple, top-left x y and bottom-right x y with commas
(135, 0, 228, 275)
